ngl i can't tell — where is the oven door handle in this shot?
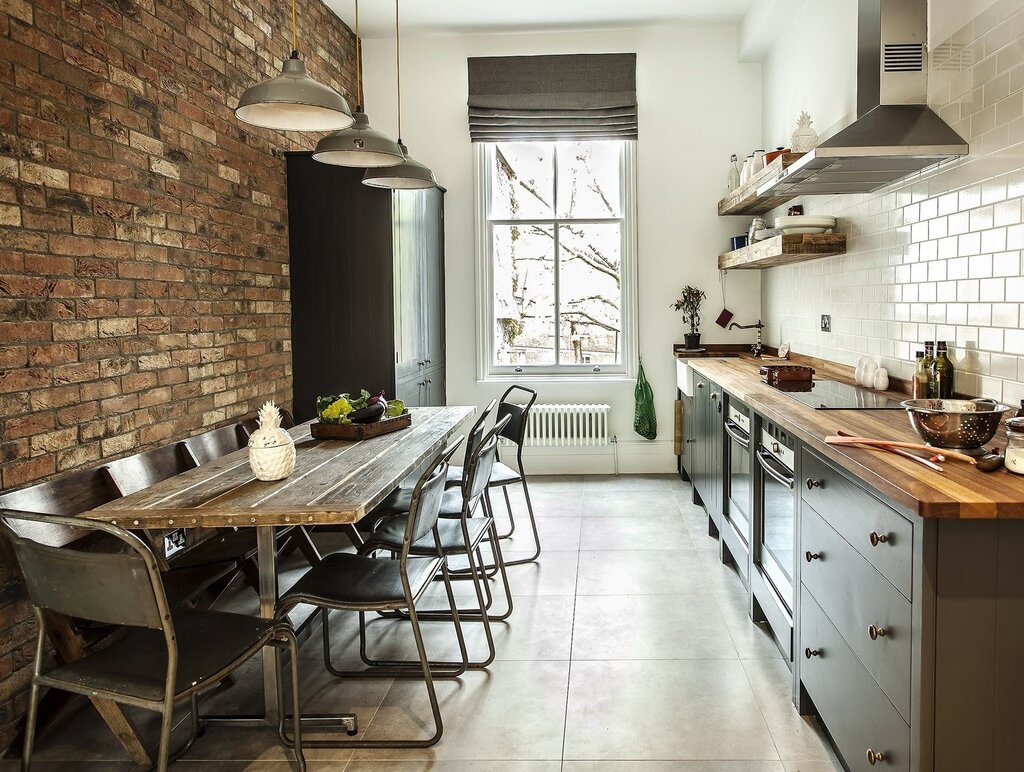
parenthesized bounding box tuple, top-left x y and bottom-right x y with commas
(723, 420, 750, 448)
(756, 447, 795, 489)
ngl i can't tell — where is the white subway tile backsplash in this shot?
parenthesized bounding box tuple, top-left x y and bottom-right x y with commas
(763, 8, 1024, 397)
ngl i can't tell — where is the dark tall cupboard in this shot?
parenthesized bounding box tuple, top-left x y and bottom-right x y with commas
(286, 152, 446, 422)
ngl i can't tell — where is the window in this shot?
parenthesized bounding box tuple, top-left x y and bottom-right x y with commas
(477, 140, 636, 378)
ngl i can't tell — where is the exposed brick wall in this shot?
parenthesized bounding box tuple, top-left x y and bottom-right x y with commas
(0, 0, 356, 748)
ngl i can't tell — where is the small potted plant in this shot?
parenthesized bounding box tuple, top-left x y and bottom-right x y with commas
(672, 286, 707, 350)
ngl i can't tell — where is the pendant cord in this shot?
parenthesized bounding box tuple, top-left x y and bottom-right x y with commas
(354, 0, 362, 110)
(395, 0, 401, 141)
(290, 0, 297, 53)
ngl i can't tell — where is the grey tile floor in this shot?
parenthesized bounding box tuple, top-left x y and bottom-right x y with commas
(4, 474, 841, 771)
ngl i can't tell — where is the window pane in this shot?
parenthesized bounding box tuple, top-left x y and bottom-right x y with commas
(489, 143, 554, 220)
(558, 223, 622, 365)
(556, 142, 622, 219)
(493, 224, 556, 366)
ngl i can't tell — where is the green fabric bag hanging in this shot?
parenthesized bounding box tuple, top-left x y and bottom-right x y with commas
(633, 359, 657, 440)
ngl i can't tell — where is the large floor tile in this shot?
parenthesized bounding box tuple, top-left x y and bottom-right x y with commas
(580, 490, 686, 517)
(782, 762, 843, 772)
(345, 762, 562, 771)
(740, 659, 838, 764)
(502, 485, 586, 517)
(563, 659, 779, 761)
(351, 660, 569, 760)
(583, 474, 683, 493)
(579, 515, 693, 551)
(497, 515, 582, 552)
(572, 594, 737, 660)
(575, 550, 736, 596)
(564, 763, 786, 771)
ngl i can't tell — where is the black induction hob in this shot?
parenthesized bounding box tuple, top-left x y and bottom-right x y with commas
(769, 378, 905, 410)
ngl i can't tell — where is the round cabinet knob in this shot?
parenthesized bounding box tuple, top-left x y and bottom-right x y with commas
(417, 360, 425, 366)
(868, 624, 889, 640)
(710, 393, 718, 400)
(425, 359, 432, 364)
(869, 531, 889, 546)
(866, 748, 886, 765)
(685, 439, 696, 444)
(805, 550, 822, 562)
(697, 383, 704, 389)
(805, 478, 822, 490)
(417, 381, 426, 387)
(804, 647, 821, 659)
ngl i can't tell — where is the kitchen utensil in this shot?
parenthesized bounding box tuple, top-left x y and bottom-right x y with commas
(901, 398, 1012, 450)
(836, 428, 943, 472)
(730, 235, 748, 251)
(760, 364, 814, 385)
(1006, 417, 1024, 474)
(824, 435, 978, 464)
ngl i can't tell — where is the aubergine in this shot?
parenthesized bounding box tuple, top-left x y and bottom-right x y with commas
(349, 402, 386, 423)
(368, 389, 387, 408)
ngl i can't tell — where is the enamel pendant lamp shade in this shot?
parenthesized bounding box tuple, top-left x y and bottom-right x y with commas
(362, 0, 437, 188)
(313, 0, 403, 167)
(363, 142, 436, 188)
(235, 0, 353, 131)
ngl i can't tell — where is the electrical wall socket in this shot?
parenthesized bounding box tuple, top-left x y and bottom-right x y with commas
(164, 528, 186, 558)
(820, 314, 831, 332)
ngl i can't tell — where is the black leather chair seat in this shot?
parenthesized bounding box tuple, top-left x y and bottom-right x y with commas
(376, 487, 467, 518)
(367, 515, 491, 555)
(444, 462, 521, 488)
(39, 609, 279, 703)
(280, 552, 442, 611)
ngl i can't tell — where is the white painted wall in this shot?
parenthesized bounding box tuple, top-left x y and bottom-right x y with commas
(363, 25, 763, 472)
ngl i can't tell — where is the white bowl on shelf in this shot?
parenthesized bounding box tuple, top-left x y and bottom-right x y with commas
(774, 215, 836, 234)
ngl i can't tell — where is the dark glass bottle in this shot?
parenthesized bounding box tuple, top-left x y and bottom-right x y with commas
(1014, 400, 1024, 418)
(933, 341, 955, 399)
(912, 351, 928, 399)
(922, 341, 936, 398)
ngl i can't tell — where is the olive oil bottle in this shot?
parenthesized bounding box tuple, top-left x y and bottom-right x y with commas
(912, 351, 929, 399)
(933, 341, 955, 398)
(922, 341, 937, 398)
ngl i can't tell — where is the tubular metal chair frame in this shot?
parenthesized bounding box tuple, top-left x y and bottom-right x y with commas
(1, 510, 305, 772)
(275, 454, 464, 749)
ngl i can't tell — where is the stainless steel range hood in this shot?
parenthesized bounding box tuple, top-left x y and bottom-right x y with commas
(765, 0, 968, 197)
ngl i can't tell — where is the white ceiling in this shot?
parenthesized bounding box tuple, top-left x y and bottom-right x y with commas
(325, 0, 756, 39)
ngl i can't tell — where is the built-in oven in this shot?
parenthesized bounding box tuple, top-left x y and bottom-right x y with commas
(753, 420, 797, 630)
(721, 400, 752, 582)
(755, 422, 796, 609)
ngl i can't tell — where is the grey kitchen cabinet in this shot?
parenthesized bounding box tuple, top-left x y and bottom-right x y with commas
(678, 393, 697, 481)
(690, 373, 724, 534)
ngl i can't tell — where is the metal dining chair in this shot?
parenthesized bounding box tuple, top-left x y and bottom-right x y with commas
(368, 416, 515, 630)
(0, 510, 306, 772)
(275, 451, 463, 749)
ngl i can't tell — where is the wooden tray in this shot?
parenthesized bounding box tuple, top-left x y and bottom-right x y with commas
(310, 412, 412, 441)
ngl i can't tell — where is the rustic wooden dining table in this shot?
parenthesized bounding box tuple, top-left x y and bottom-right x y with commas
(79, 405, 473, 741)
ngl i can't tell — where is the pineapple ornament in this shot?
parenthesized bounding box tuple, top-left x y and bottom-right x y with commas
(791, 111, 819, 153)
(247, 401, 296, 481)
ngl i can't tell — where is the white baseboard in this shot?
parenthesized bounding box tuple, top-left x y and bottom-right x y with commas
(518, 440, 677, 475)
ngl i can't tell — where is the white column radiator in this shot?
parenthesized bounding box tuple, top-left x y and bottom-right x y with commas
(516, 403, 611, 447)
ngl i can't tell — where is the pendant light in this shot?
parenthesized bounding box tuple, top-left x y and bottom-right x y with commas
(313, 0, 405, 167)
(235, 0, 354, 132)
(363, 0, 437, 189)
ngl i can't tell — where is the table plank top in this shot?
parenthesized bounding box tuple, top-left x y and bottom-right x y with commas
(79, 406, 474, 530)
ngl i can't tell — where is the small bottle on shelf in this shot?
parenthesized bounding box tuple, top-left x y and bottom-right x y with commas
(912, 351, 928, 399)
(1014, 400, 1024, 418)
(727, 154, 741, 193)
(933, 341, 955, 398)
(922, 341, 936, 398)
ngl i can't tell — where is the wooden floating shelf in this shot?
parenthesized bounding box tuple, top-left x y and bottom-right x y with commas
(718, 153, 805, 216)
(719, 233, 847, 270)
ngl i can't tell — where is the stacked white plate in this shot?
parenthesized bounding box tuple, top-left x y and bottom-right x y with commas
(774, 215, 836, 235)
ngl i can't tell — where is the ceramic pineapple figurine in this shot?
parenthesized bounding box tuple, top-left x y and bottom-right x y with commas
(247, 401, 296, 481)
(791, 111, 819, 153)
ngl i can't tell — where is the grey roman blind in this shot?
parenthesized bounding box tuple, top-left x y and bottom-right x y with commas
(467, 53, 637, 142)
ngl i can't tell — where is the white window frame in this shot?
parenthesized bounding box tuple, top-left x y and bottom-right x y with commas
(474, 140, 638, 382)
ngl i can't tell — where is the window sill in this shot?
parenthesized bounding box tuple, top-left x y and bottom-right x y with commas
(478, 373, 635, 384)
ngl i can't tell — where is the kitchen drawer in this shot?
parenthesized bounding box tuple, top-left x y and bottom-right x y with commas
(802, 503, 912, 721)
(800, 586, 911, 772)
(801, 448, 913, 599)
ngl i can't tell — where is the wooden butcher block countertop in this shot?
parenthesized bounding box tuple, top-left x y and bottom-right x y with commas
(687, 357, 1024, 520)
